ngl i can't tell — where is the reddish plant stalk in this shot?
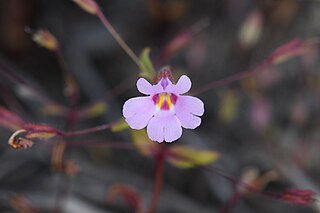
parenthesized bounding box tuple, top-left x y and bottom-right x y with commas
(67, 141, 135, 150)
(220, 190, 242, 213)
(154, 17, 210, 66)
(191, 38, 307, 95)
(0, 62, 57, 105)
(96, 10, 145, 71)
(148, 144, 165, 213)
(191, 60, 269, 95)
(204, 166, 273, 197)
(63, 121, 117, 137)
(204, 166, 316, 207)
(53, 47, 80, 213)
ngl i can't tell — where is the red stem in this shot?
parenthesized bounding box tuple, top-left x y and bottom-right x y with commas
(204, 166, 279, 200)
(67, 141, 135, 149)
(53, 47, 80, 213)
(148, 144, 165, 213)
(190, 60, 270, 95)
(96, 10, 144, 71)
(220, 190, 242, 213)
(63, 121, 117, 137)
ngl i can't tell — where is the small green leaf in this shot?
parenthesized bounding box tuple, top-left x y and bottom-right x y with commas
(80, 101, 107, 119)
(218, 90, 238, 123)
(139, 47, 156, 81)
(167, 146, 220, 169)
(111, 118, 129, 132)
(131, 129, 157, 157)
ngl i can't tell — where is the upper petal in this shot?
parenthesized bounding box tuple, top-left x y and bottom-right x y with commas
(123, 96, 153, 118)
(123, 96, 155, 129)
(137, 78, 153, 95)
(137, 78, 163, 95)
(176, 96, 204, 116)
(166, 75, 191, 95)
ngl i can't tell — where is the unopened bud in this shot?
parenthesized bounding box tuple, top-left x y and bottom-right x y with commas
(32, 30, 59, 51)
(280, 189, 316, 206)
(8, 129, 33, 149)
(72, 0, 100, 15)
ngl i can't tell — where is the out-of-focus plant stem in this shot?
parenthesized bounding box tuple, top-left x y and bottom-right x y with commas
(53, 46, 80, 213)
(154, 17, 210, 66)
(67, 141, 135, 149)
(148, 143, 165, 213)
(192, 38, 307, 95)
(0, 62, 58, 105)
(96, 10, 147, 72)
(203, 166, 315, 205)
(191, 60, 269, 95)
(63, 121, 117, 137)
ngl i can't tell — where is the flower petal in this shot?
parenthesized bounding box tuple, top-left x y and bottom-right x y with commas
(137, 78, 163, 95)
(176, 96, 204, 116)
(166, 75, 191, 94)
(175, 111, 201, 129)
(164, 116, 182, 142)
(123, 97, 155, 129)
(136, 78, 152, 95)
(147, 113, 182, 143)
(147, 115, 164, 142)
(125, 113, 153, 130)
(123, 97, 152, 117)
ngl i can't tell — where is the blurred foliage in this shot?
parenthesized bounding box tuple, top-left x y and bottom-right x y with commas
(0, 0, 320, 212)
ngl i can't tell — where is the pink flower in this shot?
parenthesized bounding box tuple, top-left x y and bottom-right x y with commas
(123, 70, 204, 143)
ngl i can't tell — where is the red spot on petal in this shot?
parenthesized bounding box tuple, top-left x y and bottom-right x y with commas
(171, 94, 178, 104)
(161, 101, 170, 110)
(152, 94, 159, 104)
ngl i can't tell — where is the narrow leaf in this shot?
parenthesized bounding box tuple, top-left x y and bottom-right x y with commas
(238, 10, 263, 48)
(40, 104, 67, 116)
(72, 0, 99, 15)
(79, 101, 107, 119)
(0, 107, 25, 130)
(32, 30, 59, 51)
(167, 146, 219, 169)
(139, 47, 156, 81)
(111, 118, 129, 132)
(131, 129, 158, 157)
(218, 90, 238, 123)
(268, 38, 305, 65)
(107, 184, 142, 213)
(24, 123, 60, 139)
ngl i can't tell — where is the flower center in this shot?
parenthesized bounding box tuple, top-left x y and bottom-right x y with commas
(152, 93, 177, 110)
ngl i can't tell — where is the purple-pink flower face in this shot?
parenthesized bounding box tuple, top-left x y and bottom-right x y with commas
(123, 70, 204, 143)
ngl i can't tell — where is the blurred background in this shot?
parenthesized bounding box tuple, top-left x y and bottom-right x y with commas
(0, 0, 320, 212)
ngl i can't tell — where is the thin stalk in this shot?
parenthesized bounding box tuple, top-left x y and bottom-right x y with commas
(63, 121, 117, 137)
(148, 144, 165, 213)
(96, 10, 145, 71)
(67, 141, 135, 150)
(203, 166, 278, 199)
(190, 60, 269, 96)
(53, 47, 80, 213)
(0, 62, 57, 105)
